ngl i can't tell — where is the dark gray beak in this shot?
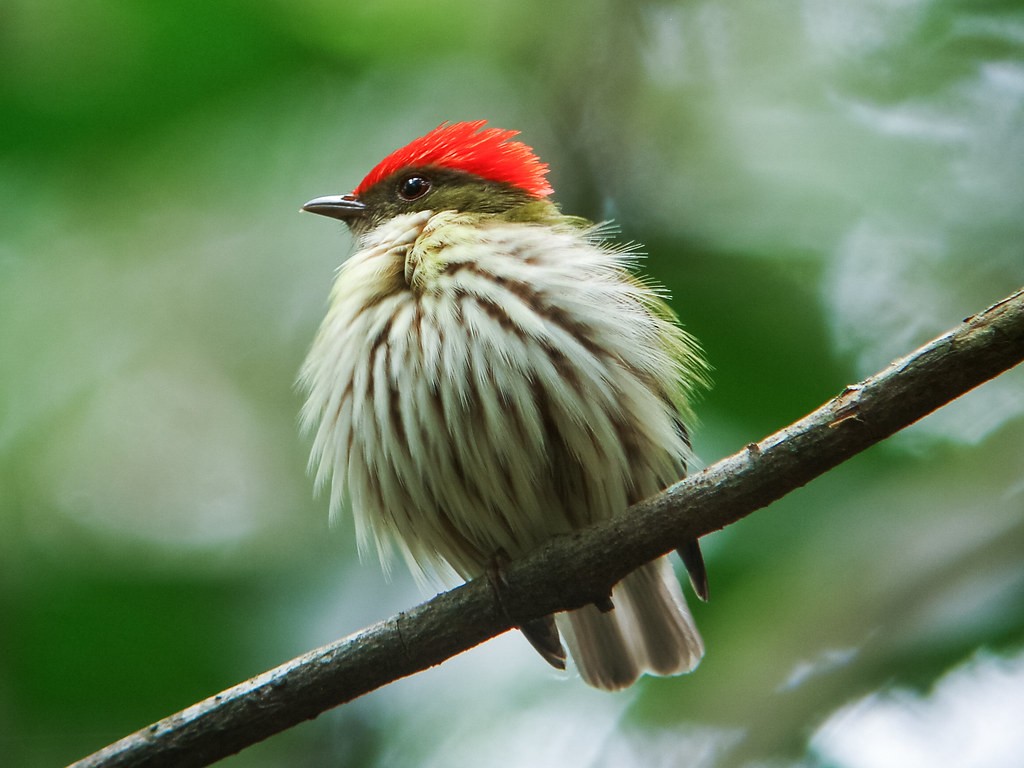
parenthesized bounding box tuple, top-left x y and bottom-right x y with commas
(301, 194, 366, 221)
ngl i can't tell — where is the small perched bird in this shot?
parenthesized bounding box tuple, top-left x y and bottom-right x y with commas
(300, 121, 710, 690)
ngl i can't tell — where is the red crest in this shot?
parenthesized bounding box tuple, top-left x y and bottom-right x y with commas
(353, 121, 553, 199)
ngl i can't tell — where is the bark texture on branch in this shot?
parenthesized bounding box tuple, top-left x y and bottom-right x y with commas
(69, 288, 1024, 768)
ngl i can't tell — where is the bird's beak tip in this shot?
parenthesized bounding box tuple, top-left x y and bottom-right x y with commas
(301, 194, 366, 221)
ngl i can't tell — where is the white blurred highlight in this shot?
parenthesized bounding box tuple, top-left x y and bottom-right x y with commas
(812, 651, 1024, 768)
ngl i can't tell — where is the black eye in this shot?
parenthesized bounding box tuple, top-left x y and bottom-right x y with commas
(398, 175, 432, 201)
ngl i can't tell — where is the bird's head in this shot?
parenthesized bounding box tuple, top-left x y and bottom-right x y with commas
(302, 121, 559, 235)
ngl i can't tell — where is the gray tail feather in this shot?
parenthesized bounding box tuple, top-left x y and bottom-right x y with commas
(555, 557, 703, 690)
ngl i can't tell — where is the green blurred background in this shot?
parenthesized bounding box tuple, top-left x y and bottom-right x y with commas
(2, 1, 1023, 766)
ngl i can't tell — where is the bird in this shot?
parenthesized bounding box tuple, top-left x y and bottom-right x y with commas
(299, 120, 711, 690)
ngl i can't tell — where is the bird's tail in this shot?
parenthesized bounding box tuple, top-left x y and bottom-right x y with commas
(554, 557, 703, 690)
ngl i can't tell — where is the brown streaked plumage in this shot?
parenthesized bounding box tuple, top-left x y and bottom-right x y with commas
(300, 122, 711, 689)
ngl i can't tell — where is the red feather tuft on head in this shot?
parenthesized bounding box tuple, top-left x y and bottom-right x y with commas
(353, 121, 553, 199)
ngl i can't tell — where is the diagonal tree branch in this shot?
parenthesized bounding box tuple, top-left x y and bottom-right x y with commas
(69, 287, 1024, 768)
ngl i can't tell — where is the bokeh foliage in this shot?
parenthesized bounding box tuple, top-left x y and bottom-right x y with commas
(2, 1, 1023, 766)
